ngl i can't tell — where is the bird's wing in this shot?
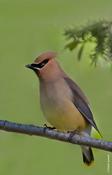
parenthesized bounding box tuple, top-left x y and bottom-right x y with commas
(64, 77, 100, 134)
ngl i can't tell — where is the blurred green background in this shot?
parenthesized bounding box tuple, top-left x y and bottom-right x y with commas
(0, 0, 112, 174)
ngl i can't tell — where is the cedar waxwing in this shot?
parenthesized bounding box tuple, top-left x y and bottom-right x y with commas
(26, 51, 100, 166)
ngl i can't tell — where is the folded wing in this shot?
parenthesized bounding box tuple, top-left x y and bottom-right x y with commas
(64, 77, 100, 134)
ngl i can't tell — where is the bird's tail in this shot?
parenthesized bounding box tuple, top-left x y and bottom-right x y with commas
(81, 146, 94, 166)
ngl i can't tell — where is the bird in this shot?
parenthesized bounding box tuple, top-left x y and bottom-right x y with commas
(26, 51, 100, 166)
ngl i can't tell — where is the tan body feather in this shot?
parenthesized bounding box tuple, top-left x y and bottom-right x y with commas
(40, 79, 87, 131)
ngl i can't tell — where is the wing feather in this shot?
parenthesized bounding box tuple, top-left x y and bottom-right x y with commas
(64, 77, 100, 134)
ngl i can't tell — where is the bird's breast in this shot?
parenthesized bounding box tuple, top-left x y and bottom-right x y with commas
(40, 80, 87, 131)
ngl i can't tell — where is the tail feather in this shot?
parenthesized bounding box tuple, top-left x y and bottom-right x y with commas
(82, 147, 94, 166)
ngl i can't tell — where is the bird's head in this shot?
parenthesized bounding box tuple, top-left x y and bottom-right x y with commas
(26, 51, 63, 82)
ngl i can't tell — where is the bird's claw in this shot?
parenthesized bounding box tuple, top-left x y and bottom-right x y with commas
(68, 130, 80, 141)
(44, 124, 55, 130)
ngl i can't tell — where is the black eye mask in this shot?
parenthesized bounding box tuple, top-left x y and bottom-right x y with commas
(31, 59, 49, 69)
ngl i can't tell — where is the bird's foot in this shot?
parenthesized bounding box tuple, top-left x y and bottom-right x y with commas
(44, 124, 56, 130)
(67, 130, 80, 141)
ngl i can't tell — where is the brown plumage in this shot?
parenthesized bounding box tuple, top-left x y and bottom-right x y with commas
(26, 51, 100, 165)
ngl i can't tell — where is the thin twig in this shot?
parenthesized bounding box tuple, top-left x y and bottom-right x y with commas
(0, 120, 112, 152)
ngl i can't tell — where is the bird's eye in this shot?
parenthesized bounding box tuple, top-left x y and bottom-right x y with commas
(31, 59, 49, 69)
(37, 59, 49, 68)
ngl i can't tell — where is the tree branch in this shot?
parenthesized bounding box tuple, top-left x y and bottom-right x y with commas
(0, 120, 112, 152)
(64, 20, 112, 66)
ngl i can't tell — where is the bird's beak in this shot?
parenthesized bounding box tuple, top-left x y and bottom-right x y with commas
(25, 64, 38, 71)
(26, 64, 33, 69)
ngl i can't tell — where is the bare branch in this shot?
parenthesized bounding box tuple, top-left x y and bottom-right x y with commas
(0, 120, 112, 152)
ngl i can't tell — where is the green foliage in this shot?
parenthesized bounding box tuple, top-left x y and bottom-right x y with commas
(65, 20, 112, 66)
